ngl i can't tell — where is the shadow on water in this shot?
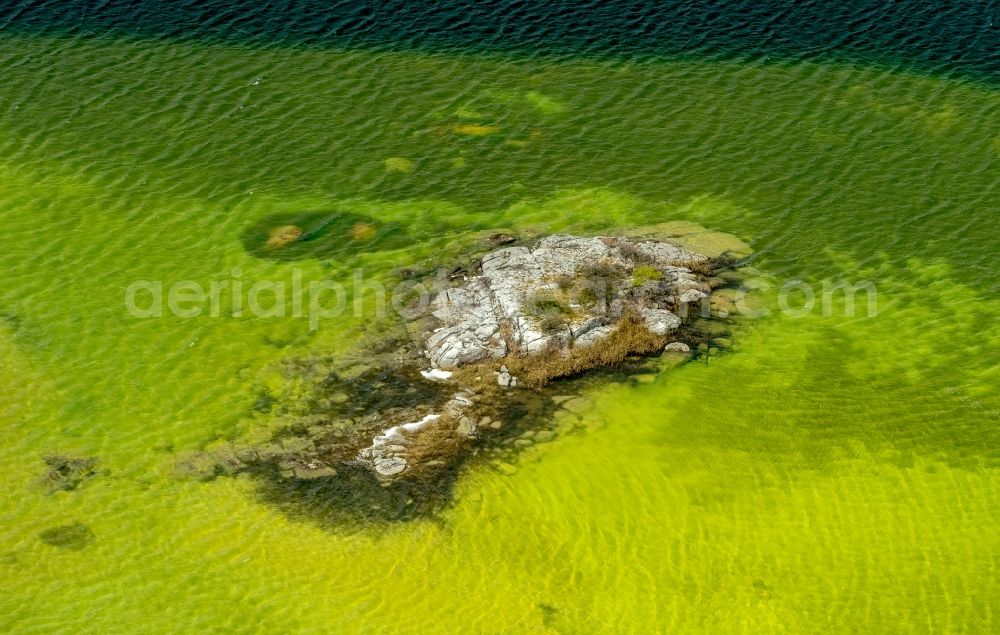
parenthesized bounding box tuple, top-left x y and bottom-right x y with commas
(241, 210, 413, 261)
(243, 359, 653, 529)
(251, 462, 463, 528)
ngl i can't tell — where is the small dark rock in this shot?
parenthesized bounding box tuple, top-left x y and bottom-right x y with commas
(39, 522, 95, 551)
(398, 266, 431, 280)
(292, 463, 337, 480)
(717, 269, 747, 285)
(173, 450, 220, 481)
(280, 436, 314, 453)
(41, 455, 102, 493)
(487, 232, 518, 246)
(691, 318, 730, 338)
(712, 337, 733, 349)
(212, 445, 247, 475)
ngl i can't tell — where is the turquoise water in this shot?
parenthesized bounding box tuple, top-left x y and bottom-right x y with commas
(0, 4, 998, 632)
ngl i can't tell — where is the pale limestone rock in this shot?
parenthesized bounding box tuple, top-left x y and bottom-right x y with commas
(424, 234, 712, 370)
(641, 308, 682, 336)
(420, 368, 453, 381)
(373, 456, 407, 476)
(663, 342, 691, 353)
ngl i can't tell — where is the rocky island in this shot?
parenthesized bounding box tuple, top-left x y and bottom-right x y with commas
(178, 222, 753, 521)
(359, 233, 715, 475)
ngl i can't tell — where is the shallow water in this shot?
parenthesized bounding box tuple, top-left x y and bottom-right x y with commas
(0, 16, 997, 634)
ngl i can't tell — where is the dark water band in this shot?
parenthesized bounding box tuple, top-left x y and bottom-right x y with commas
(2, 0, 998, 82)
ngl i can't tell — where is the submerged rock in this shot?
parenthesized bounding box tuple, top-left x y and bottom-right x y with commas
(627, 221, 752, 260)
(292, 463, 337, 480)
(38, 522, 95, 551)
(242, 211, 414, 261)
(384, 157, 414, 173)
(173, 450, 221, 481)
(487, 232, 518, 246)
(41, 455, 103, 493)
(451, 123, 502, 136)
(265, 225, 303, 249)
(373, 456, 407, 476)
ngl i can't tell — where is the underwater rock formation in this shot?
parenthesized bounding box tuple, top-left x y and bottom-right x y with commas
(383, 157, 414, 173)
(242, 211, 413, 261)
(265, 225, 303, 249)
(450, 123, 502, 136)
(41, 455, 104, 493)
(192, 225, 751, 522)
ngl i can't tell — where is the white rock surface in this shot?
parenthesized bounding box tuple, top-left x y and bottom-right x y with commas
(641, 308, 683, 336)
(679, 289, 708, 303)
(424, 234, 711, 369)
(420, 368, 453, 381)
(373, 456, 407, 476)
(497, 370, 518, 388)
(663, 342, 691, 353)
(358, 393, 477, 476)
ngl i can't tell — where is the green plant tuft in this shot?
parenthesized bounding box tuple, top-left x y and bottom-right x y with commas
(632, 265, 664, 287)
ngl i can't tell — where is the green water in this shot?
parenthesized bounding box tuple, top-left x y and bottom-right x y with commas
(0, 34, 997, 632)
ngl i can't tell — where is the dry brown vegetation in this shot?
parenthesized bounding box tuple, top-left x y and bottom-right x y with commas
(664, 258, 713, 276)
(614, 241, 655, 264)
(493, 310, 668, 388)
(401, 414, 469, 470)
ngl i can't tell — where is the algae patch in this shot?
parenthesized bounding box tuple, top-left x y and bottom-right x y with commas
(39, 523, 95, 551)
(242, 210, 413, 261)
(383, 157, 414, 173)
(451, 123, 502, 137)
